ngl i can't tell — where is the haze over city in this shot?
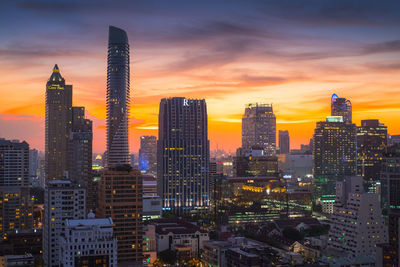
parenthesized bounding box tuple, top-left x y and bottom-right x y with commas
(1, 0, 400, 153)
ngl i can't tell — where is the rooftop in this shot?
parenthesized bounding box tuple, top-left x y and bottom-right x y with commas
(66, 217, 113, 227)
(151, 219, 207, 235)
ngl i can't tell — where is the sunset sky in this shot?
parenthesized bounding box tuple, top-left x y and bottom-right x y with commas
(1, 0, 400, 153)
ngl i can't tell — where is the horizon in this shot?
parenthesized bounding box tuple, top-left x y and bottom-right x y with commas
(1, 0, 400, 153)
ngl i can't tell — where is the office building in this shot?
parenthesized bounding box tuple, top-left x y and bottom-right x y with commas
(59, 214, 117, 267)
(279, 130, 290, 154)
(68, 106, 94, 212)
(157, 97, 210, 212)
(43, 180, 86, 267)
(97, 166, 143, 265)
(143, 195, 162, 221)
(388, 134, 400, 147)
(0, 139, 33, 238)
(106, 26, 130, 167)
(313, 116, 357, 200)
(45, 65, 72, 181)
(143, 224, 157, 265)
(242, 103, 276, 156)
(357, 120, 387, 191)
(139, 136, 157, 175)
(331, 93, 352, 123)
(378, 145, 400, 267)
(328, 176, 387, 262)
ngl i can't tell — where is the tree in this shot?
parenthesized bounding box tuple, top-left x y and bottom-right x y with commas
(282, 227, 304, 241)
(158, 249, 177, 265)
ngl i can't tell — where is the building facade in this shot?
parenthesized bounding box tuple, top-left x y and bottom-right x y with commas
(328, 176, 387, 262)
(68, 106, 94, 212)
(106, 26, 130, 167)
(45, 65, 72, 181)
(331, 93, 352, 123)
(157, 97, 210, 212)
(242, 103, 276, 156)
(139, 136, 157, 175)
(59, 216, 117, 267)
(357, 119, 387, 191)
(313, 116, 357, 200)
(0, 139, 33, 238)
(97, 167, 143, 265)
(43, 180, 86, 267)
(279, 130, 290, 154)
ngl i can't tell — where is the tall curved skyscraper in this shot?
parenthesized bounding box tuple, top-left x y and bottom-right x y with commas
(106, 26, 130, 166)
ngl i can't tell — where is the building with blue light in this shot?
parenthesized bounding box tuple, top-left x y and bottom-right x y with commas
(331, 93, 352, 123)
(139, 136, 157, 175)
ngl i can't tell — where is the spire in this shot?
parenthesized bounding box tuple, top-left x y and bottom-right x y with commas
(47, 64, 64, 84)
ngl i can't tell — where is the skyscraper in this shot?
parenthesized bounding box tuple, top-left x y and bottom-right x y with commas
(45, 64, 72, 181)
(357, 119, 387, 191)
(313, 116, 357, 200)
(278, 130, 290, 154)
(157, 97, 210, 212)
(68, 106, 94, 212)
(106, 26, 130, 167)
(0, 139, 33, 238)
(139, 136, 157, 175)
(242, 103, 276, 156)
(331, 93, 352, 123)
(97, 166, 143, 265)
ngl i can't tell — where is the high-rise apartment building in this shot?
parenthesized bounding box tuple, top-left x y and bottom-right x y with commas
(328, 176, 387, 262)
(313, 116, 357, 200)
(357, 120, 387, 189)
(97, 167, 143, 265)
(278, 130, 290, 154)
(331, 93, 352, 123)
(45, 65, 72, 181)
(43, 180, 86, 267)
(0, 139, 33, 238)
(157, 97, 210, 212)
(106, 26, 130, 167)
(242, 103, 276, 156)
(59, 214, 117, 267)
(68, 106, 94, 212)
(139, 136, 157, 175)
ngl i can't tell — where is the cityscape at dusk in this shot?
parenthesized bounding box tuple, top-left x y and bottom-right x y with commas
(1, 1, 400, 152)
(1, 1, 400, 266)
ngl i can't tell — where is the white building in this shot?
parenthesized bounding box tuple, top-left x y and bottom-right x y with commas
(59, 213, 117, 267)
(328, 176, 387, 261)
(143, 195, 162, 221)
(43, 180, 86, 267)
(150, 219, 209, 258)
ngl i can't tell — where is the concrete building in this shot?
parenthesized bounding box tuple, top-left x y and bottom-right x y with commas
(59, 214, 117, 267)
(202, 240, 231, 267)
(234, 148, 278, 177)
(43, 180, 86, 267)
(328, 176, 387, 262)
(279, 130, 290, 154)
(277, 154, 313, 178)
(143, 224, 157, 266)
(157, 97, 210, 212)
(242, 103, 276, 156)
(97, 166, 143, 265)
(0, 254, 34, 267)
(143, 195, 162, 221)
(150, 219, 209, 257)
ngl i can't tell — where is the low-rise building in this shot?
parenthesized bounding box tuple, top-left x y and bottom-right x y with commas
(0, 254, 34, 267)
(202, 240, 231, 267)
(59, 213, 117, 267)
(151, 219, 209, 258)
(143, 196, 162, 221)
(143, 224, 157, 266)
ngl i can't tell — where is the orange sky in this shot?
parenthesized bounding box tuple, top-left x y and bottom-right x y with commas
(1, 1, 400, 153)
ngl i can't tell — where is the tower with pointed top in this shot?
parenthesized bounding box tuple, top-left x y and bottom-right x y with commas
(45, 64, 72, 181)
(106, 26, 130, 167)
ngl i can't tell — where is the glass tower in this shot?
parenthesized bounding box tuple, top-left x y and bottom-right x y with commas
(331, 93, 352, 123)
(106, 26, 130, 167)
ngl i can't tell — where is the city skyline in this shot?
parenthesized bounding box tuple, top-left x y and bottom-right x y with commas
(1, 1, 400, 153)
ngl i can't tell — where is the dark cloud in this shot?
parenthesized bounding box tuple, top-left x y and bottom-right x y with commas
(363, 40, 400, 54)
